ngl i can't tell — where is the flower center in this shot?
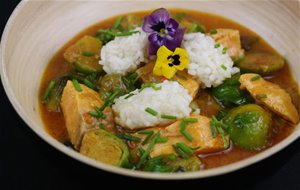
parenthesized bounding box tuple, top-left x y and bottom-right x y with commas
(151, 21, 167, 35)
(167, 54, 181, 67)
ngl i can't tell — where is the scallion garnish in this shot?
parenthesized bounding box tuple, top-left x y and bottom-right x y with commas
(209, 29, 218, 34)
(42, 80, 56, 101)
(156, 137, 169, 143)
(95, 107, 106, 119)
(89, 111, 99, 117)
(172, 144, 189, 159)
(72, 79, 82, 92)
(139, 83, 161, 92)
(182, 118, 198, 123)
(145, 107, 158, 116)
(82, 51, 94, 57)
(222, 47, 227, 54)
(210, 117, 218, 138)
(98, 29, 140, 37)
(136, 131, 161, 169)
(124, 93, 134, 99)
(112, 16, 122, 30)
(100, 89, 122, 111)
(221, 64, 227, 71)
(117, 133, 141, 142)
(177, 142, 194, 155)
(128, 72, 139, 81)
(188, 24, 205, 33)
(161, 114, 177, 120)
(138, 130, 154, 135)
(99, 123, 106, 130)
(83, 79, 96, 90)
(217, 126, 229, 148)
(141, 131, 154, 145)
(180, 130, 193, 141)
(138, 147, 145, 155)
(258, 94, 268, 99)
(214, 43, 220, 48)
(168, 153, 177, 161)
(251, 75, 261, 81)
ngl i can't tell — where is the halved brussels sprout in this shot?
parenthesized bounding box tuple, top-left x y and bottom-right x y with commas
(222, 104, 271, 150)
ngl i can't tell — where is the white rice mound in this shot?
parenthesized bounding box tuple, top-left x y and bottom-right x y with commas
(112, 80, 192, 129)
(182, 33, 240, 88)
(99, 28, 148, 75)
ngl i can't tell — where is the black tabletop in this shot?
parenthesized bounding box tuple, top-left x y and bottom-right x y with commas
(1, 0, 300, 189)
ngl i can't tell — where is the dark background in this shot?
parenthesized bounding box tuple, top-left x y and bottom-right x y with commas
(1, 0, 300, 189)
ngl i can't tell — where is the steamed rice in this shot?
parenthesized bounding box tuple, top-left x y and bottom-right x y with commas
(112, 80, 192, 129)
(182, 33, 240, 88)
(99, 28, 148, 75)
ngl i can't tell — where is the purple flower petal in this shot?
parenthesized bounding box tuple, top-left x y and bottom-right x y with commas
(148, 33, 166, 55)
(142, 8, 170, 33)
(166, 18, 179, 36)
(148, 42, 160, 55)
(165, 28, 186, 51)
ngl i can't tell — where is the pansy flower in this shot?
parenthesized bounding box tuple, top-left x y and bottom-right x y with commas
(153, 46, 189, 79)
(142, 8, 185, 55)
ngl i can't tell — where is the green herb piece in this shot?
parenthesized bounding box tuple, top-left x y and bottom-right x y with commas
(112, 16, 122, 29)
(251, 75, 261, 81)
(117, 133, 141, 142)
(128, 72, 139, 81)
(216, 126, 229, 148)
(191, 108, 196, 113)
(233, 55, 245, 65)
(136, 131, 161, 169)
(82, 51, 94, 57)
(100, 89, 122, 111)
(180, 130, 193, 141)
(42, 80, 56, 101)
(172, 144, 189, 159)
(168, 153, 177, 161)
(188, 24, 205, 33)
(89, 111, 99, 117)
(145, 107, 158, 116)
(221, 64, 227, 71)
(95, 107, 107, 119)
(141, 131, 154, 145)
(222, 47, 227, 54)
(83, 79, 96, 90)
(124, 93, 134, 99)
(177, 142, 194, 155)
(139, 83, 161, 92)
(182, 118, 198, 123)
(138, 130, 154, 135)
(214, 43, 220, 48)
(161, 114, 177, 120)
(210, 116, 218, 138)
(258, 94, 268, 99)
(138, 147, 145, 155)
(209, 29, 218, 34)
(72, 79, 82, 92)
(156, 137, 169, 143)
(99, 123, 106, 130)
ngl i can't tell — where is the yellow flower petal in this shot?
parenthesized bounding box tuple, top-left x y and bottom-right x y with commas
(173, 48, 189, 71)
(162, 63, 177, 79)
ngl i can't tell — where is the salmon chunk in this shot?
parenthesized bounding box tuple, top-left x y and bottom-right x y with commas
(210, 29, 244, 59)
(137, 61, 200, 98)
(60, 80, 114, 149)
(239, 74, 299, 124)
(136, 114, 227, 158)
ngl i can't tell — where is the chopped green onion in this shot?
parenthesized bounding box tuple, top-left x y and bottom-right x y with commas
(72, 79, 82, 92)
(217, 126, 229, 148)
(99, 123, 106, 130)
(180, 121, 187, 130)
(139, 83, 161, 92)
(117, 133, 141, 142)
(136, 131, 161, 169)
(222, 47, 227, 54)
(156, 137, 169, 143)
(251, 75, 261, 81)
(191, 108, 196, 113)
(141, 131, 154, 145)
(100, 89, 122, 111)
(214, 43, 220, 48)
(112, 16, 122, 29)
(145, 107, 158, 116)
(83, 79, 96, 90)
(95, 107, 106, 119)
(209, 29, 218, 34)
(258, 94, 268, 99)
(210, 116, 218, 138)
(221, 64, 227, 71)
(138, 130, 154, 135)
(42, 80, 56, 101)
(188, 24, 205, 33)
(233, 55, 245, 65)
(177, 142, 194, 155)
(124, 93, 134, 99)
(182, 118, 198, 123)
(172, 144, 189, 159)
(98, 29, 140, 37)
(161, 114, 177, 120)
(138, 147, 145, 155)
(180, 130, 193, 141)
(82, 51, 94, 57)
(89, 111, 99, 117)
(128, 72, 139, 80)
(168, 153, 177, 161)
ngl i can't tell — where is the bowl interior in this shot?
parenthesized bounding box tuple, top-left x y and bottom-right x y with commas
(1, 0, 299, 179)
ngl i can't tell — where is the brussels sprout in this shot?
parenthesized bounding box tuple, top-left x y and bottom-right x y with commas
(212, 73, 253, 108)
(143, 155, 202, 173)
(240, 35, 258, 51)
(222, 104, 271, 150)
(64, 36, 103, 74)
(237, 53, 285, 76)
(80, 129, 129, 167)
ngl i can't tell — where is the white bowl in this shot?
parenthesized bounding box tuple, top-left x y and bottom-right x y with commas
(1, 0, 299, 180)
